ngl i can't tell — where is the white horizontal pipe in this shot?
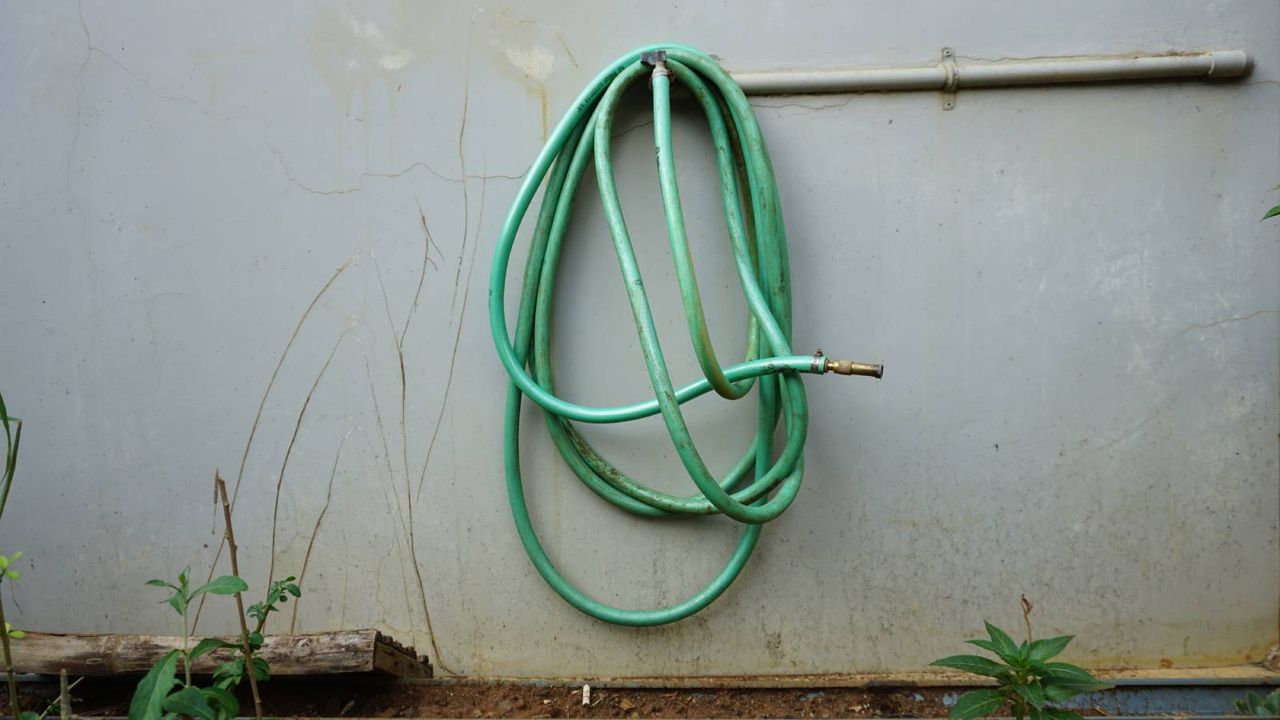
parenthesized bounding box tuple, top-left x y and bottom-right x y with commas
(730, 50, 1251, 95)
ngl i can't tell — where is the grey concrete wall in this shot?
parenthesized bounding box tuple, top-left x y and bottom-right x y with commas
(0, 0, 1276, 676)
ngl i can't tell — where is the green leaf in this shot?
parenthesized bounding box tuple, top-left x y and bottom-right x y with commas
(161, 686, 216, 720)
(1040, 662, 1111, 692)
(950, 688, 1006, 720)
(1263, 204, 1280, 221)
(1042, 709, 1084, 720)
(1236, 693, 1258, 714)
(931, 654, 1009, 677)
(1015, 639, 1034, 667)
(1039, 662, 1098, 684)
(967, 638, 1000, 655)
(190, 637, 236, 661)
(983, 621, 1022, 665)
(128, 649, 180, 720)
(249, 631, 264, 649)
(146, 580, 175, 589)
(192, 575, 248, 598)
(19, 711, 42, 720)
(1043, 683, 1081, 703)
(251, 655, 270, 681)
(166, 593, 186, 616)
(1027, 635, 1073, 663)
(200, 687, 240, 720)
(210, 654, 269, 687)
(1015, 681, 1046, 710)
(212, 658, 243, 689)
(286, 583, 301, 597)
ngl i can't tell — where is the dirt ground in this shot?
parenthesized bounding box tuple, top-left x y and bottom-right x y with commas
(10, 677, 986, 718)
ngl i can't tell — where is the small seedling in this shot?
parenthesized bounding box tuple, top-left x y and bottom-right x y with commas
(931, 598, 1110, 720)
(1235, 689, 1280, 716)
(129, 567, 248, 720)
(0, 555, 22, 717)
(130, 473, 304, 720)
(0, 389, 27, 718)
(130, 566, 297, 720)
(248, 577, 302, 631)
(208, 576, 299, 691)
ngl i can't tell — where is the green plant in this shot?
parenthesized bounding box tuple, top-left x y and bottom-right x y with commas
(212, 576, 299, 690)
(0, 391, 20, 521)
(247, 577, 302, 633)
(208, 470, 301, 718)
(0, 390, 26, 718)
(1264, 185, 1280, 221)
(130, 473, 304, 720)
(932, 600, 1110, 720)
(129, 567, 248, 720)
(1235, 689, 1280, 716)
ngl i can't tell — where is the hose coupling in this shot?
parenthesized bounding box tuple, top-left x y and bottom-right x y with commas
(640, 50, 667, 66)
(642, 50, 672, 80)
(825, 358, 884, 379)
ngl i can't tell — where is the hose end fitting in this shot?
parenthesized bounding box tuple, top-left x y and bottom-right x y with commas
(640, 50, 667, 66)
(825, 359, 884, 379)
(642, 50, 672, 82)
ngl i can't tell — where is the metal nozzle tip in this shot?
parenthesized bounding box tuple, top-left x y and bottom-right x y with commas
(825, 359, 883, 379)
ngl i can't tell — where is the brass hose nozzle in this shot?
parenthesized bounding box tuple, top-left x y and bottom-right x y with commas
(825, 358, 884, 379)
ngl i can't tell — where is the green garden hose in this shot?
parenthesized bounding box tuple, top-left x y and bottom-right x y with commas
(489, 44, 881, 626)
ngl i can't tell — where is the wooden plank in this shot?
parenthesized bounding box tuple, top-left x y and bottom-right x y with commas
(8, 629, 429, 678)
(373, 632, 433, 679)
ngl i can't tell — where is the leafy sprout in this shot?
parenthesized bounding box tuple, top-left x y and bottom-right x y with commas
(932, 621, 1110, 720)
(247, 576, 300, 628)
(0, 390, 21, 520)
(1235, 690, 1280, 717)
(129, 568, 248, 720)
(214, 576, 300, 690)
(130, 569, 302, 719)
(0, 389, 25, 718)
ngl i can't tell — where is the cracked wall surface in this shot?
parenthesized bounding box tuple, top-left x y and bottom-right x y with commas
(0, 1, 1277, 676)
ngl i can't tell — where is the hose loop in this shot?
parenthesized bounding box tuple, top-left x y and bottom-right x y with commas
(490, 44, 815, 625)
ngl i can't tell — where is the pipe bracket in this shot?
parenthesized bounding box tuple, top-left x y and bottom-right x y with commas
(940, 47, 958, 110)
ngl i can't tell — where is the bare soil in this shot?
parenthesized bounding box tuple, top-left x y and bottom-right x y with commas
(10, 677, 975, 718)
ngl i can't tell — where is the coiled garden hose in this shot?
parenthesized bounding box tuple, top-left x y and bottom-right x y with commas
(489, 44, 881, 626)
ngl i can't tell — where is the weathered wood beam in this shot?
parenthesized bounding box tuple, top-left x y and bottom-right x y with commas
(8, 629, 431, 678)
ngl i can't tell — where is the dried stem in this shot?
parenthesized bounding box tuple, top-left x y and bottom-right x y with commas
(58, 669, 69, 720)
(0, 414, 22, 719)
(0, 584, 18, 718)
(1020, 594, 1034, 644)
(215, 472, 263, 719)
